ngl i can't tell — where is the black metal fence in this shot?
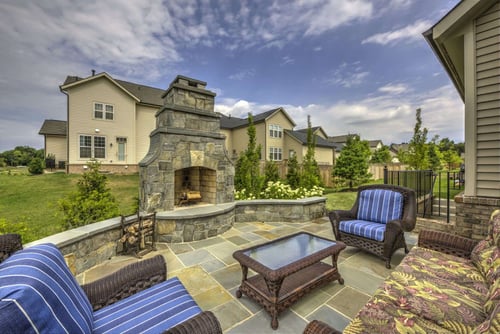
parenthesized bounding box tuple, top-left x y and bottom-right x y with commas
(383, 167, 465, 222)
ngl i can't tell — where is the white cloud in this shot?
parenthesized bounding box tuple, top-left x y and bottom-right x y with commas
(228, 69, 256, 81)
(281, 56, 295, 66)
(326, 62, 370, 88)
(215, 84, 464, 144)
(378, 83, 409, 94)
(362, 20, 432, 45)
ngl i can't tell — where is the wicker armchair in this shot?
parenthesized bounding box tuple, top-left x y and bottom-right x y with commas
(0, 233, 22, 263)
(329, 184, 417, 268)
(0, 240, 222, 334)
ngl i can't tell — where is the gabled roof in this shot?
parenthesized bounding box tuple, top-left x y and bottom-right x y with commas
(368, 140, 383, 148)
(60, 72, 165, 106)
(285, 130, 336, 149)
(219, 107, 296, 129)
(39, 120, 67, 136)
(297, 126, 328, 139)
(423, 0, 498, 101)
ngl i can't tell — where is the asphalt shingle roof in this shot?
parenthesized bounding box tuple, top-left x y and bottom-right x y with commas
(62, 75, 164, 106)
(39, 120, 67, 136)
(285, 130, 336, 149)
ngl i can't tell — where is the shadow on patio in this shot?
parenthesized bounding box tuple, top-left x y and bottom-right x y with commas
(79, 216, 418, 333)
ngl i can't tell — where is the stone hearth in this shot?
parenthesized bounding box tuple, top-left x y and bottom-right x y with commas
(139, 75, 234, 212)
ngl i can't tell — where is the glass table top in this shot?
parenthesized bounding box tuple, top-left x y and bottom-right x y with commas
(242, 233, 336, 270)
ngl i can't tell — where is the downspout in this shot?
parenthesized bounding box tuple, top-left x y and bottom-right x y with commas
(59, 86, 69, 174)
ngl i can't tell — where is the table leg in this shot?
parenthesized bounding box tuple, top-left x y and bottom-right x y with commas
(332, 253, 344, 284)
(264, 278, 284, 330)
(236, 265, 248, 298)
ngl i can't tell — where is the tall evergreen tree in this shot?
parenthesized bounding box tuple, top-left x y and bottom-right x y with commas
(301, 115, 321, 188)
(333, 134, 371, 189)
(286, 152, 300, 188)
(234, 113, 263, 196)
(407, 108, 429, 170)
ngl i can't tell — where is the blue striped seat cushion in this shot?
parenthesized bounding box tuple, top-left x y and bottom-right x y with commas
(357, 189, 403, 224)
(93, 276, 202, 334)
(339, 220, 386, 241)
(0, 243, 93, 333)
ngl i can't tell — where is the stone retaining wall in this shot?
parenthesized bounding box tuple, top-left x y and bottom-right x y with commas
(25, 197, 326, 276)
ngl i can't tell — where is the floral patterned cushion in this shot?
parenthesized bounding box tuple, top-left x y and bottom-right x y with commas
(489, 209, 500, 247)
(344, 246, 489, 334)
(473, 246, 500, 285)
(473, 302, 500, 334)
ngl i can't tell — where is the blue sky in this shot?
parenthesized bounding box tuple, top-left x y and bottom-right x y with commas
(0, 0, 464, 152)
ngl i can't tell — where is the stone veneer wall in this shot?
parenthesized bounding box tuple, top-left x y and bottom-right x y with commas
(454, 194, 500, 240)
(24, 198, 326, 276)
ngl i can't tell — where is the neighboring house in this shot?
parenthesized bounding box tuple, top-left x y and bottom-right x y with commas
(424, 0, 500, 235)
(219, 110, 335, 166)
(219, 109, 336, 185)
(389, 143, 409, 163)
(57, 72, 163, 173)
(40, 73, 335, 182)
(38, 119, 67, 167)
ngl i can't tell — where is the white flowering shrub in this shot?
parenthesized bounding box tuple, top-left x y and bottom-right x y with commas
(235, 181, 323, 200)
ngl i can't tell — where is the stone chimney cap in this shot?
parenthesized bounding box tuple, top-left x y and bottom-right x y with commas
(170, 75, 207, 89)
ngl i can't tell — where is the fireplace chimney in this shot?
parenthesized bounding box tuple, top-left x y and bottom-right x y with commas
(139, 75, 234, 212)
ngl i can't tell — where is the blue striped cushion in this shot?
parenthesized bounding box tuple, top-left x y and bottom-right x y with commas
(0, 243, 93, 333)
(93, 277, 202, 334)
(339, 220, 386, 241)
(357, 189, 403, 224)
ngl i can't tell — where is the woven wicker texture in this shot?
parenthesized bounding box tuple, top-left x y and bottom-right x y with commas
(81, 254, 167, 311)
(329, 184, 417, 268)
(303, 320, 342, 334)
(418, 229, 478, 258)
(163, 311, 222, 334)
(0, 233, 22, 263)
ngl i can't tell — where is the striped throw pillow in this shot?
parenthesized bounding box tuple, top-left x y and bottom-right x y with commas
(0, 243, 93, 333)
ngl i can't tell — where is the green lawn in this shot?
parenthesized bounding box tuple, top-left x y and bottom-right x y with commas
(0, 170, 139, 242)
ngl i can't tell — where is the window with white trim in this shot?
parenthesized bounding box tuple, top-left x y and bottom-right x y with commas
(269, 147, 282, 161)
(79, 135, 106, 159)
(269, 124, 282, 138)
(94, 102, 114, 120)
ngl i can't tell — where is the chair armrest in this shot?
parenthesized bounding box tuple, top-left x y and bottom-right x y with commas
(328, 210, 355, 224)
(418, 230, 478, 259)
(81, 254, 167, 310)
(163, 311, 222, 334)
(303, 320, 342, 334)
(0, 233, 22, 263)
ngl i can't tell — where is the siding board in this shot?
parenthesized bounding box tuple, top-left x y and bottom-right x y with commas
(475, 3, 500, 197)
(476, 43, 500, 57)
(476, 35, 500, 49)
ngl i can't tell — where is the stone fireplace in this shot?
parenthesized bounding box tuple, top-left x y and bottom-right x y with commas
(139, 75, 234, 212)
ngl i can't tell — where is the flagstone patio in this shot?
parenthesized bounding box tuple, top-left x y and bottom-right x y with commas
(78, 216, 418, 333)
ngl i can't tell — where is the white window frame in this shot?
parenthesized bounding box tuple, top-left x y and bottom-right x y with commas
(94, 102, 114, 120)
(269, 124, 282, 138)
(269, 147, 282, 161)
(79, 135, 106, 159)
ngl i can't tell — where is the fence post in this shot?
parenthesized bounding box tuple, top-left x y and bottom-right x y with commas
(383, 165, 388, 184)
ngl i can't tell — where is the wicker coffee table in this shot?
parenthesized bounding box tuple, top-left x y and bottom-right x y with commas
(233, 232, 346, 329)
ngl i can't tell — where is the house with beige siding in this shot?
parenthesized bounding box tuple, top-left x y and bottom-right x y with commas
(41, 73, 335, 182)
(38, 119, 67, 168)
(424, 0, 500, 236)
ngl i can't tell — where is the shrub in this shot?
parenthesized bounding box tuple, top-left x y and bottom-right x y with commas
(28, 157, 44, 175)
(236, 181, 324, 200)
(58, 160, 119, 228)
